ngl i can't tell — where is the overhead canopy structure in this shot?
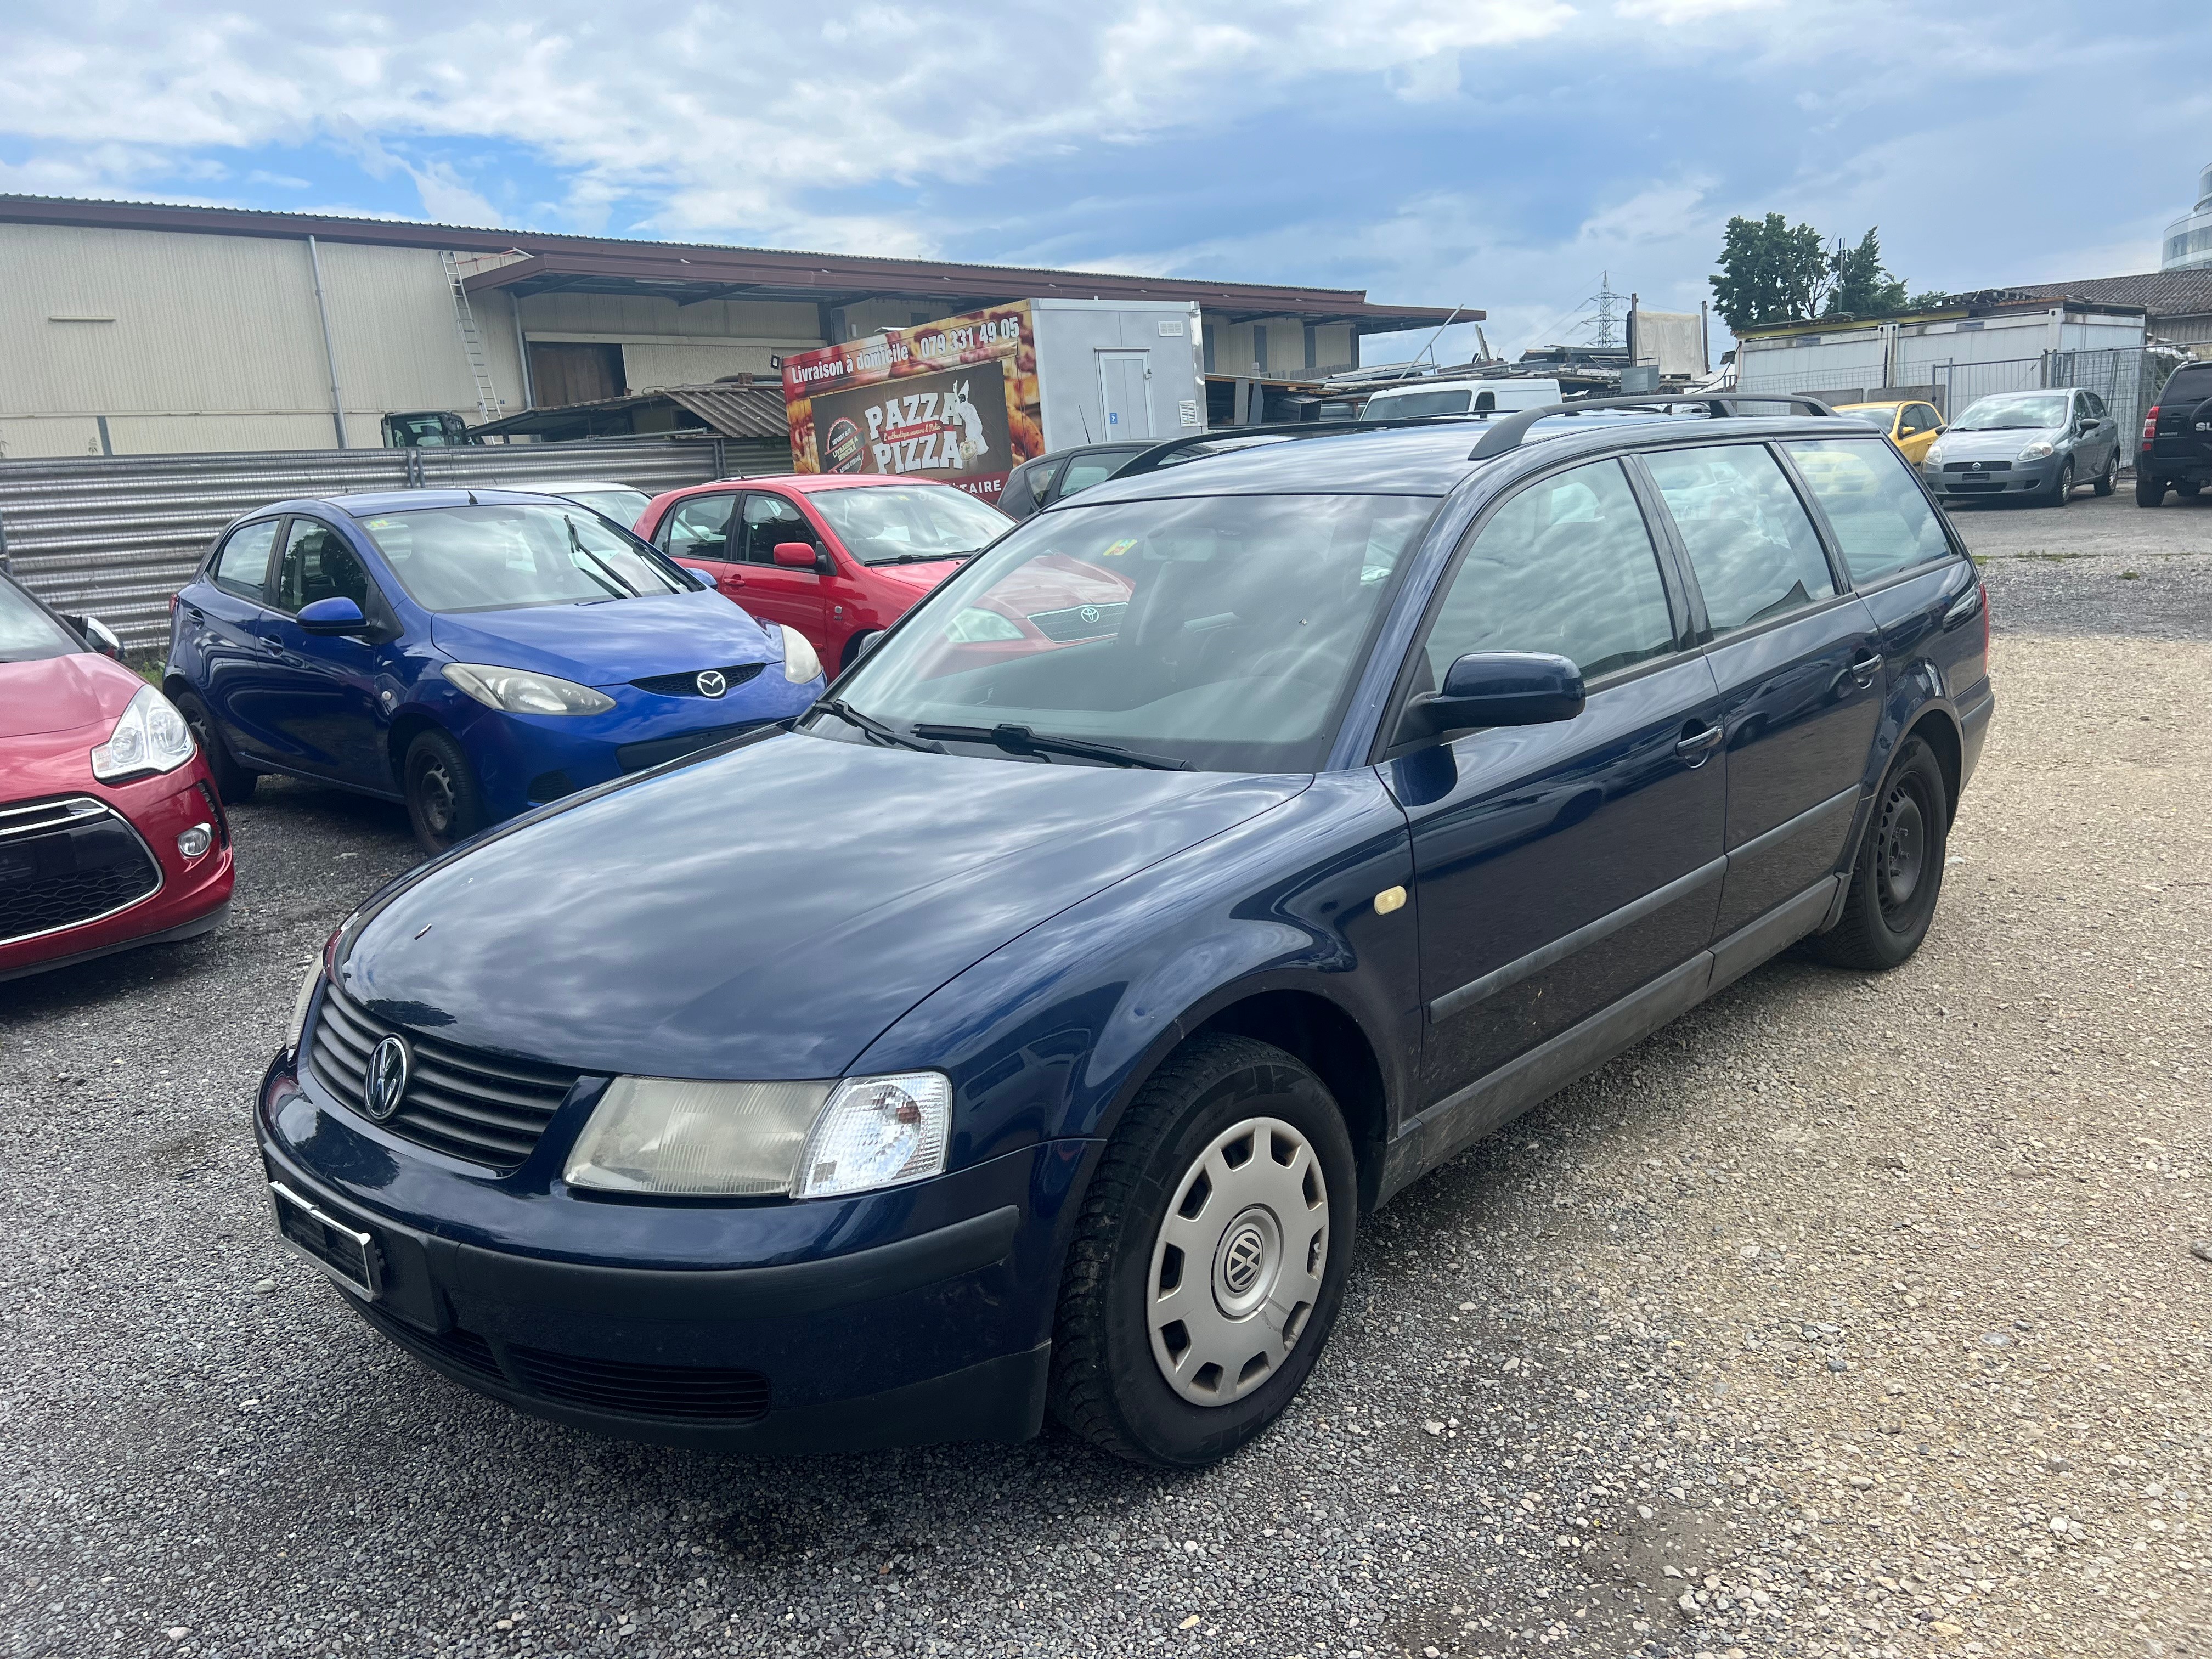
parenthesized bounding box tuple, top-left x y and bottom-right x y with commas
(470, 382, 789, 444)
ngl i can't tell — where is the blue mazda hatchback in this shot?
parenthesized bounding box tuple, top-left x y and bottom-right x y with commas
(166, 490, 825, 851)
(257, 399, 1993, 1466)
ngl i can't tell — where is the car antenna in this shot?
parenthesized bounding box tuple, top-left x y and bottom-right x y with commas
(466, 489, 478, 505)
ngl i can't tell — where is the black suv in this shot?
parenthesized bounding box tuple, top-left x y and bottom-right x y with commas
(2137, 360, 2212, 505)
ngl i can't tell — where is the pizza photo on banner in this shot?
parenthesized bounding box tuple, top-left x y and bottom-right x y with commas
(781, 302, 1042, 504)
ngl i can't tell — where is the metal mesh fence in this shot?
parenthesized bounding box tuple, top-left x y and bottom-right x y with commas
(0, 436, 784, 658)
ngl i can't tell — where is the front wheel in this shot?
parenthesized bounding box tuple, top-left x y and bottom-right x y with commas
(1805, 736, 1949, 972)
(2136, 475, 2167, 507)
(1049, 1034, 1358, 1468)
(402, 729, 487, 855)
(2042, 460, 2073, 506)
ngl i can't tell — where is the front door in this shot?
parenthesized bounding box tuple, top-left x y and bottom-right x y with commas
(253, 516, 397, 789)
(729, 492, 827, 645)
(1638, 441, 1884, 936)
(1395, 456, 1726, 1102)
(1097, 352, 1153, 441)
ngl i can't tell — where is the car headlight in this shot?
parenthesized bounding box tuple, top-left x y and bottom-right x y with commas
(283, 957, 322, 1057)
(91, 684, 197, 782)
(779, 624, 823, 684)
(442, 662, 616, 716)
(2017, 439, 2056, 461)
(944, 607, 1024, 643)
(1922, 442, 1945, 467)
(563, 1070, 951, 1198)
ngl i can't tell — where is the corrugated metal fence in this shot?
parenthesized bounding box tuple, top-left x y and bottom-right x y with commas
(0, 436, 785, 657)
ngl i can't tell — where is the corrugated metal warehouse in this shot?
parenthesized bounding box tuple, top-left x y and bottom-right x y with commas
(0, 196, 1459, 460)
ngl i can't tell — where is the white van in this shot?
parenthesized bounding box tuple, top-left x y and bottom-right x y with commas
(1359, 377, 1564, 421)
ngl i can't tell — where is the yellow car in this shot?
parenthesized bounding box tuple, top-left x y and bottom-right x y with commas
(1836, 400, 1946, 465)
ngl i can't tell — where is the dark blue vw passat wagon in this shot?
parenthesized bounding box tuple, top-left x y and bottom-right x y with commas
(258, 398, 1993, 1466)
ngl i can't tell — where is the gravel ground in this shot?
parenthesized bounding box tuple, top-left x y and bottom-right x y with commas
(3, 495, 2208, 1659)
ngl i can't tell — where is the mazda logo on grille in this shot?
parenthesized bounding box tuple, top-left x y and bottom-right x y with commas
(364, 1035, 410, 1121)
(696, 670, 727, 698)
(1078, 604, 1102, 624)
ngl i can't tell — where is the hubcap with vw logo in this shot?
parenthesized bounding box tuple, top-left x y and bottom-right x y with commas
(1146, 1115, 1328, 1407)
(364, 1034, 411, 1121)
(695, 669, 728, 698)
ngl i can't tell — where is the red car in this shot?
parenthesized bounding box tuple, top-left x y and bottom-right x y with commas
(635, 474, 1015, 673)
(1, 572, 234, 983)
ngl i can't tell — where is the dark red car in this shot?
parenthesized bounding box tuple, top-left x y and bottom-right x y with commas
(1, 573, 234, 983)
(635, 474, 1014, 673)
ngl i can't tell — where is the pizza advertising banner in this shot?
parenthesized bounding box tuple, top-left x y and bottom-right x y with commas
(781, 302, 1042, 505)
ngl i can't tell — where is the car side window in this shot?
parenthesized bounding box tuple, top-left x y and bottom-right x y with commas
(1058, 455, 1130, 499)
(275, 518, 373, 614)
(1025, 459, 1065, 503)
(659, 494, 737, 560)
(1914, 403, 1942, 433)
(211, 520, 280, 602)
(1643, 444, 1837, 634)
(1781, 440, 1950, 586)
(741, 494, 822, 565)
(2083, 392, 2106, 421)
(1897, 405, 1929, 438)
(1419, 458, 1677, 687)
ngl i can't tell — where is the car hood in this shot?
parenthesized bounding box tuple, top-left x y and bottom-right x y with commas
(340, 732, 1308, 1079)
(1936, 426, 2064, 459)
(0, 652, 137, 740)
(857, 558, 966, 596)
(428, 590, 783, 687)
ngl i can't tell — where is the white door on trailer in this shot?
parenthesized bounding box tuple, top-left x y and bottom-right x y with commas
(1098, 351, 1154, 439)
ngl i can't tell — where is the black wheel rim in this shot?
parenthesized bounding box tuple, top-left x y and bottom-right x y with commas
(1875, 779, 1927, 922)
(416, 760, 456, 838)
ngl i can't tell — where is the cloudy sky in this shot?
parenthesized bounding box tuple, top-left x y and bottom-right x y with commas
(2, 0, 2205, 362)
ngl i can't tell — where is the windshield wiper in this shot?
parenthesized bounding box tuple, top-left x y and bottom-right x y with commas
(868, 550, 979, 565)
(565, 515, 640, 599)
(812, 697, 943, 753)
(910, 722, 1191, 771)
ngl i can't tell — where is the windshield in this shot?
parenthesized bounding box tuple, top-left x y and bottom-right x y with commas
(355, 503, 694, 613)
(558, 488, 651, 527)
(1953, 393, 2068, 431)
(809, 484, 1010, 566)
(0, 577, 83, 664)
(1363, 390, 1473, 420)
(1841, 406, 1898, 428)
(816, 493, 1440, 772)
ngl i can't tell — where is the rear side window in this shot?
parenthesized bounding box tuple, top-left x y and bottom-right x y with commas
(1784, 439, 1951, 585)
(1059, 455, 1132, 498)
(659, 494, 737, 560)
(1644, 444, 1837, 634)
(212, 520, 279, 601)
(1423, 458, 1677, 684)
(2162, 366, 2212, 409)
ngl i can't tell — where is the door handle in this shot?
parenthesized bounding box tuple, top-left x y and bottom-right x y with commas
(1848, 649, 1884, 681)
(1674, 721, 1725, 763)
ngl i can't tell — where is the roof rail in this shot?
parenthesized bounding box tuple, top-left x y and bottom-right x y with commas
(1466, 392, 1838, 461)
(1113, 412, 1511, 478)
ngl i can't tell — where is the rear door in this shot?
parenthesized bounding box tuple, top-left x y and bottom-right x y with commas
(655, 491, 743, 597)
(1638, 441, 1883, 939)
(255, 516, 397, 789)
(193, 517, 287, 764)
(1394, 456, 1726, 1101)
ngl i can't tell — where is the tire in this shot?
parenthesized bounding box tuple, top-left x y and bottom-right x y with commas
(1805, 736, 1949, 972)
(2136, 475, 2167, 507)
(1049, 1034, 1358, 1468)
(402, 729, 487, 855)
(172, 687, 257, 804)
(2093, 450, 2117, 497)
(2042, 460, 2073, 506)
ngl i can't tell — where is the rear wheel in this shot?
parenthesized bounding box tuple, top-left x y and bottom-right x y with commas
(1805, 736, 1949, 972)
(2136, 475, 2166, 507)
(1049, 1034, 1357, 1468)
(402, 729, 486, 855)
(172, 688, 257, 804)
(2093, 450, 2117, 496)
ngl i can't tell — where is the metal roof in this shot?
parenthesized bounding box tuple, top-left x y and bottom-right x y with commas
(0, 195, 1466, 330)
(471, 382, 791, 441)
(2007, 269, 2212, 318)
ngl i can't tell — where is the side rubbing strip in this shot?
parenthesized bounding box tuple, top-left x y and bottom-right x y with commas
(1429, 856, 1726, 1024)
(1728, 783, 1861, 862)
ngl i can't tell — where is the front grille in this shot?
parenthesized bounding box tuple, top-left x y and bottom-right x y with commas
(0, 796, 162, 946)
(1028, 600, 1128, 642)
(309, 984, 581, 1171)
(1942, 460, 2012, 473)
(616, 721, 767, 772)
(630, 662, 766, 698)
(357, 1301, 504, 1385)
(505, 1344, 772, 1421)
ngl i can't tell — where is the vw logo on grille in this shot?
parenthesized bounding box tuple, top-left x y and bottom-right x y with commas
(1078, 604, 1102, 624)
(1221, 1224, 1266, 1294)
(696, 670, 728, 698)
(364, 1035, 410, 1122)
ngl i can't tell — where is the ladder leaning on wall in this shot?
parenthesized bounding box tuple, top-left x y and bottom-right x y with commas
(439, 251, 501, 421)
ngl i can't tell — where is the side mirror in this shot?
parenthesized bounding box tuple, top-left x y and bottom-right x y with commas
(79, 616, 122, 657)
(851, 629, 885, 662)
(297, 595, 369, 636)
(1395, 651, 1585, 746)
(772, 541, 821, 569)
(681, 566, 713, 591)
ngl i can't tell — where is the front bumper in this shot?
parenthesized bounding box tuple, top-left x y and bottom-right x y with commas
(256, 1052, 1085, 1453)
(1926, 457, 2062, 499)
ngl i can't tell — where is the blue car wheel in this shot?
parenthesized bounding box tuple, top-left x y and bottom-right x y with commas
(403, 729, 486, 855)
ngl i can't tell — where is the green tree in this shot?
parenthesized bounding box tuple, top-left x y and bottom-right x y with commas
(1825, 228, 1910, 318)
(1709, 213, 1831, 331)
